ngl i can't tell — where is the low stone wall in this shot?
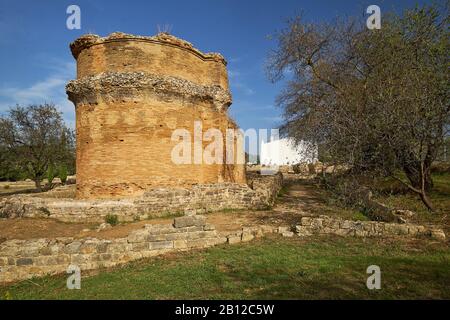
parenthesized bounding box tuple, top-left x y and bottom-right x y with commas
(247, 172, 284, 207)
(295, 215, 446, 240)
(0, 215, 277, 284)
(0, 173, 283, 223)
(1, 212, 445, 284)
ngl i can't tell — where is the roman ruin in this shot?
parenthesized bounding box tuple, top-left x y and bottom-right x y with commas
(66, 32, 246, 199)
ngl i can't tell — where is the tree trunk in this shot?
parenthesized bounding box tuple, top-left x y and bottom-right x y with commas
(403, 163, 433, 191)
(419, 191, 434, 211)
(396, 162, 435, 212)
(34, 179, 42, 192)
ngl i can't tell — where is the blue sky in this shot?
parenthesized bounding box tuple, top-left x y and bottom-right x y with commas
(0, 0, 432, 130)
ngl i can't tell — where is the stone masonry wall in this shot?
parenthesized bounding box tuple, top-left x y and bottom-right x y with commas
(1, 212, 445, 284)
(295, 215, 446, 240)
(0, 215, 278, 284)
(0, 173, 283, 223)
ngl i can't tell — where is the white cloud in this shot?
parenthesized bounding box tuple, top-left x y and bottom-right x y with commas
(229, 57, 242, 63)
(0, 60, 76, 128)
(261, 115, 283, 122)
(230, 101, 275, 114)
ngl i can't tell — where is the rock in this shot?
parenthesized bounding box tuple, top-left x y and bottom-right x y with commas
(184, 208, 197, 216)
(260, 225, 275, 233)
(296, 225, 313, 236)
(277, 226, 290, 233)
(241, 229, 254, 242)
(292, 163, 309, 175)
(127, 230, 149, 243)
(0, 199, 26, 219)
(149, 241, 173, 250)
(173, 215, 206, 228)
(241, 233, 254, 242)
(300, 217, 312, 226)
(385, 223, 409, 235)
(203, 224, 215, 231)
(282, 231, 294, 237)
(96, 223, 112, 232)
(227, 235, 241, 244)
(341, 220, 355, 229)
(325, 165, 335, 174)
(16, 258, 33, 266)
(430, 229, 446, 241)
(394, 209, 415, 218)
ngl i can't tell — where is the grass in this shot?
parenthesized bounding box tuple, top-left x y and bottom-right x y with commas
(277, 185, 289, 197)
(285, 179, 371, 222)
(373, 172, 450, 232)
(104, 214, 119, 226)
(1, 235, 449, 300)
(307, 172, 450, 226)
(373, 173, 450, 213)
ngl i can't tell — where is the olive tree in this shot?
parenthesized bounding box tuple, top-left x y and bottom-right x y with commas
(0, 104, 75, 191)
(267, 4, 449, 210)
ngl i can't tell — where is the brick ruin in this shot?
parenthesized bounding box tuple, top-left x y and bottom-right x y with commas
(0, 32, 284, 222)
(1, 33, 446, 284)
(66, 32, 246, 199)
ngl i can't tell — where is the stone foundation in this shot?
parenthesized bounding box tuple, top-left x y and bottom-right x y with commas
(0, 215, 277, 283)
(1, 212, 445, 284)
(0, 173, 283, 223)
(295, 215, 446, 240)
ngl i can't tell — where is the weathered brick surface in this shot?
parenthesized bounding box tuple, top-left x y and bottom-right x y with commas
(71, 33, 229, 89)
(66, 32, 246, 199)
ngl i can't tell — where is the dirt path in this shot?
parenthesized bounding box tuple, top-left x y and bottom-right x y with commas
(276, 180, 326, 212)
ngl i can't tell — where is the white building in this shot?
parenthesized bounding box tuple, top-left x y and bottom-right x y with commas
(260, 137, 317, 166)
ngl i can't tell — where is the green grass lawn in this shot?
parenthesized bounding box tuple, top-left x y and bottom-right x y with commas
(1, 236, 449, 300)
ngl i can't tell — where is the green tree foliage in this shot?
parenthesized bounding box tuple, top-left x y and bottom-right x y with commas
(46, 163, 57, 186)
(0, 104, 75, 191)
(58, 164, 68, 184)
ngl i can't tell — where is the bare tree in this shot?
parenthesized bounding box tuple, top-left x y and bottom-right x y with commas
(267, 4, 449, 210)
(0, 104, 75, 191)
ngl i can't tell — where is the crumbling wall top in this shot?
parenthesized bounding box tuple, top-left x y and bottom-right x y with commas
(70, 32, 227, 65)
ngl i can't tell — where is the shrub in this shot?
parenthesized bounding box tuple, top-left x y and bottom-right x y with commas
(58, 165, 68, 184)
(46, 164, 57, 185)
(105, 214, 119, 226)
(3, 185, 10, 190)
(39, 207, 51, 216)
(320, 173, 370, 209)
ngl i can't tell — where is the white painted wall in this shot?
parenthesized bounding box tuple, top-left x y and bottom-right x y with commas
(260, 138, 317, 166)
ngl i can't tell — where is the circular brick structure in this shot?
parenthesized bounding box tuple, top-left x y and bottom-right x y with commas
(66, 32, 246, 199)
